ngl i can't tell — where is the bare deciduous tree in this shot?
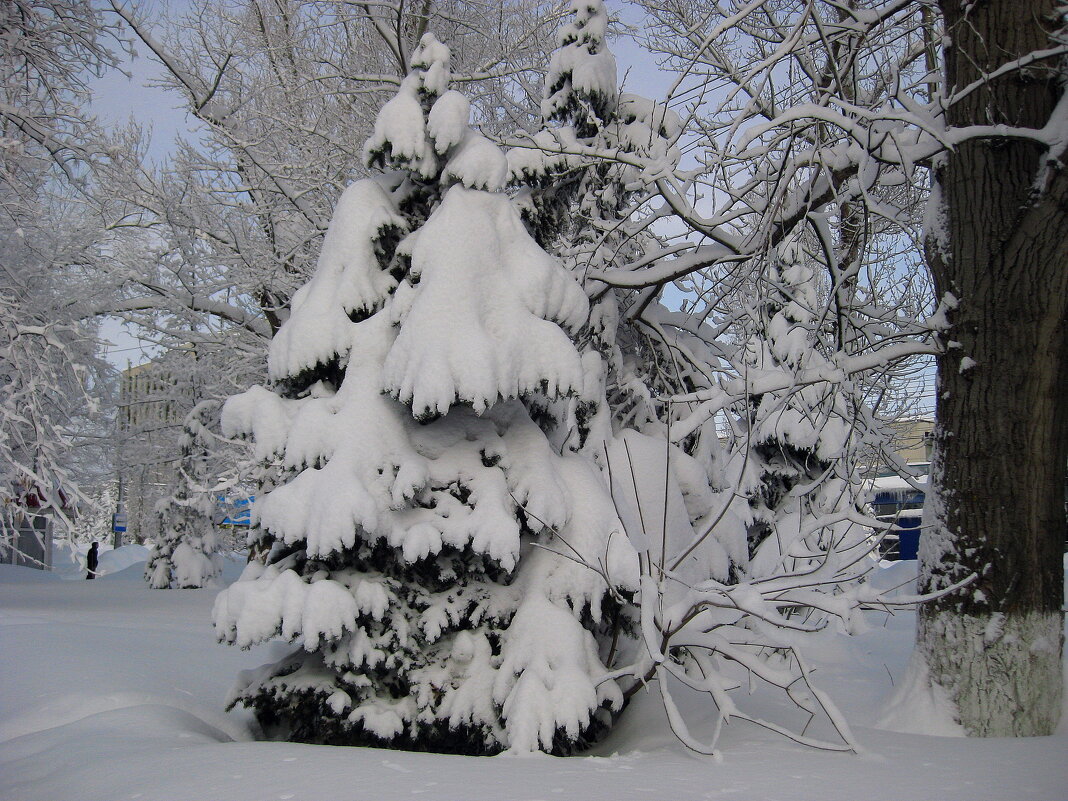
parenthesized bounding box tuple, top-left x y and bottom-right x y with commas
(918, 0, 1067, 737)
(613, 0, 1065, 737)
(1, 0, 122, 558)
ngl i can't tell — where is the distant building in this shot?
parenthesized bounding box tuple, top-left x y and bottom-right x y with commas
(118, 358, 192, 544)
(120, 361, 185, 431)
(0, 483, 74, 569)
(864, 415, 933, 561)
(886, 415, 934, 466)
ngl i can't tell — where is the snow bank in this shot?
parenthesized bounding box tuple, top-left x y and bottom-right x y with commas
(876, 651, 966, 737)
(96, 545, 151, 578)
(2, 561, 1065, 801)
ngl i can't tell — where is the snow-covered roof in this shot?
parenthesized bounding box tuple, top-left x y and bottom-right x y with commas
(869, 474, 928, 493)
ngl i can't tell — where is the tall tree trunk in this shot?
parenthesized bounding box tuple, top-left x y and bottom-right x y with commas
(920, 0, 1067, 736)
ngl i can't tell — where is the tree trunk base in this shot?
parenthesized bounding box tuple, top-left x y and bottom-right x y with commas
(919, 609, 1063, 737)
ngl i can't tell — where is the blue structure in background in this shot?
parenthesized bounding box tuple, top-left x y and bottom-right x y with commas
(216, 495, 253, 528)
(891, 513, 923, 560)
(870, 470, 927, 561)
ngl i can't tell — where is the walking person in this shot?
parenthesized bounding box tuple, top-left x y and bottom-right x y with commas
(86, 541, 99, 580)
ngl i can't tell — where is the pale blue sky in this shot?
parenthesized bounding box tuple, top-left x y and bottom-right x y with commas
(90, 2, 672, 368)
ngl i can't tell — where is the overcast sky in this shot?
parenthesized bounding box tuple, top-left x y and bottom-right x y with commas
(89, 2, 670, 369)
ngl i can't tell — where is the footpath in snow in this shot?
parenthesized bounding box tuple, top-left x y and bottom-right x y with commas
(0, 548, 1065, 801)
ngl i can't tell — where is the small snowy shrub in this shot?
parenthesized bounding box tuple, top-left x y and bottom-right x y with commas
(146, 400, 224, 589)
(601, 245, 927, 756)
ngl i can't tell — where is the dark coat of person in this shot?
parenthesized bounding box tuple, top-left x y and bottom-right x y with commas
(86, 543, 99, 580)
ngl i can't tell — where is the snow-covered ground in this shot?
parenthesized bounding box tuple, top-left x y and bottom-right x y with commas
(1, 548, 1065, 801)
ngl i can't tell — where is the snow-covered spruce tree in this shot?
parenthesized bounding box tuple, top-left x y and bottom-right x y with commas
(507, 0, 701, 443)
(505, 0, 746, 664)
(214, 35, 640, 755)
(71, 482, 116, 545)
(730, 246, 866, 578)
(146, 400, 224, 589)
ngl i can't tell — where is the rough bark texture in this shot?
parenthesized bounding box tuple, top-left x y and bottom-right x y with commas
(920, 0, 1067, 736)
